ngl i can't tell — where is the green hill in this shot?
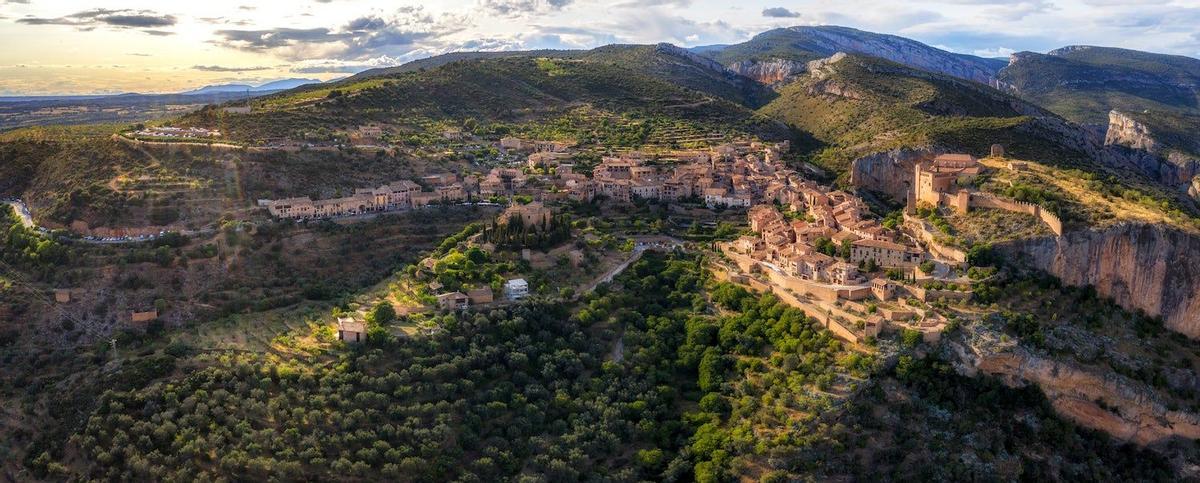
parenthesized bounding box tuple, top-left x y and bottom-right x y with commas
(998, 47, 1200, 125)
(180, 50, 786, 144)
(343, 49, 586, 81)
(757, 54, 1077, 170)
(997, 46, 1200, 178)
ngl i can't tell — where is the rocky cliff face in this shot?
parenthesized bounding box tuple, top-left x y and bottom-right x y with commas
(782, 26, 1001, 85)
(1105, 110, 1200, 192)
(998, 223, 1200, 338)
(849, 147, 937, 200)
(727, 58, 807, 85)
(1106, 110, 1158, 151)
(948, 340, 1200, 447)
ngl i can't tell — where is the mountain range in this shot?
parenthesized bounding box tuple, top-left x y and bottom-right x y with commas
(180, 78, 322, 96)
(186, 25, 1197, 204)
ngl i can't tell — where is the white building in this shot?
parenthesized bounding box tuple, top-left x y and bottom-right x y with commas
(504, 278, 530, 300)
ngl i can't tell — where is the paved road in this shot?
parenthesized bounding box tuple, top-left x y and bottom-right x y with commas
(4, 198, 217, 245)
(580, 236, 687, 293)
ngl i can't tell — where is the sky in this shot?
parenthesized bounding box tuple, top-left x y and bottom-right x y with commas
(1, 0, 1199, 95)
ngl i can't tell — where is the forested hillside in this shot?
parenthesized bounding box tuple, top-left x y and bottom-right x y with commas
(180, 52, 788, 144)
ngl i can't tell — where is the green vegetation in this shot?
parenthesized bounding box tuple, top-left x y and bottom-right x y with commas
(63, 252, 705, 480)
(997, 48, 1200, 125)
(480, 213, 572, 250)
(973, 270, 1200, 410)
(427, 245, 518, 293)
(180, 54, 788, 145)
(756, 54, 1083, 177)
(997, 48, 1200, 161)
(0, 206, 72, 282)
(803, 355, 1180, 481)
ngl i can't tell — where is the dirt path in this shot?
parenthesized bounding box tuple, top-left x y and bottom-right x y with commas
(610, 334, 625, 362)
(3, 201, 33, 228)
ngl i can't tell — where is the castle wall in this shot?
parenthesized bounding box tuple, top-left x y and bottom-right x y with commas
(969, 192, 1063, 236)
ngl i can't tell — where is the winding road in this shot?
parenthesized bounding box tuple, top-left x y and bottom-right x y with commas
(3, 199, 217, 244)
(580, 236, 687, 293)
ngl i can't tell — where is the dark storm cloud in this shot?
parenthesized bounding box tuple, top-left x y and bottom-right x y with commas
(215, 7, 461, 61)
(214, 27, 345, 51)
(16, 8, 176, 33)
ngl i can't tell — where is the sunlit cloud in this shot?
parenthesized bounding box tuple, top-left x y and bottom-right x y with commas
(0, 0, 1198, 95)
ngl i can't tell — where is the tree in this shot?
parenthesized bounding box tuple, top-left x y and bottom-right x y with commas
(698, 348, 725, 392)
(366, 302, 396, 326)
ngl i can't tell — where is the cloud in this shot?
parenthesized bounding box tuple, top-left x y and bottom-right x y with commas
(971, 46, 1016, 58)
(982, 1, 1054, 21)
(16, 8, 176, 33)
(762, 7, 801, 18)
(193, 65, 274, 72)
(613, 0, 691, 6)
(289, 55, 414, 74)
(478, 0, 575, 18)
(214, 27, 343, 51)
(214, 6, 464, 61)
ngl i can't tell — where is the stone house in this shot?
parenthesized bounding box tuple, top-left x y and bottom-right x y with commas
(338, 316, 366, 343)
(467, 287, 494, 305)
(851, 239, 924, 268)
(436, 292, 470, 311)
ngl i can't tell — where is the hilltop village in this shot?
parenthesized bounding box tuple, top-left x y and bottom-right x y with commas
(261, 138, 791, 218)
(255, 135, 1064, 345)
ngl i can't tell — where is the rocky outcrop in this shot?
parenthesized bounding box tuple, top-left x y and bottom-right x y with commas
(727, 58, 807, 85)
(949, 340, 1200, 447)
(781, 26, 1002, 85)
(849, 147, 937, 200)
(997, 223, 1200, 339)
(1106, 110, 1158, 151)
(805, 52, 847, 80)
(1105, 110, 1200, 192)
(802, 53, 869, 100)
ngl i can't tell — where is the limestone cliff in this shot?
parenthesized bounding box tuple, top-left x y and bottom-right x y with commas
(998, 223, 1200, 339)
(849, 147, 937, 200)
(727, 58, 807, 85)
(948, 339, 1200, 447)
(1105, 110, 1200, 194)
(781, 26, 1001, 85)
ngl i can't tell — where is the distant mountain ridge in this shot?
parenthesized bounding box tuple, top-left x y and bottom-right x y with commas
(345, 50, 585, 82)
(694, 26, 1007, 86)
(997, 46, 1200, 124)
(181, 78, 321, 96)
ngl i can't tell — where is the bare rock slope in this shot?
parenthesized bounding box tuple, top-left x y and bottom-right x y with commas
(999, 223, 1200, 338)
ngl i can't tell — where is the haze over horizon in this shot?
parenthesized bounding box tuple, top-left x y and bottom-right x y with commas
(1, 0, 1199, 96)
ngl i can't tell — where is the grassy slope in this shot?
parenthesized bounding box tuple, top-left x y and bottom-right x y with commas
(999, 48, 1200, 158)
(704, 28, 828, 64)
(756, 54, 1200, 226)
(757, 54, 1081, 172)
(182, 50, 786, 143)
